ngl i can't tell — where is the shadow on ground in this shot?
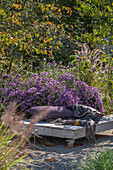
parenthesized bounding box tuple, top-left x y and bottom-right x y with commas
(26, 130, 113, 170)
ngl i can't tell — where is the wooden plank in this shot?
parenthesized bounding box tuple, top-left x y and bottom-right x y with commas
(33, 126, 85, 139)
(24, 115, 113, 140)
(96, 115, 113, 133)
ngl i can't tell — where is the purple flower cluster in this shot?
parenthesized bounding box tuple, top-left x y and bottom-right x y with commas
(2, 74, 9, 80)
(0, 71, 104, 112)
(72, 81, 103, 112)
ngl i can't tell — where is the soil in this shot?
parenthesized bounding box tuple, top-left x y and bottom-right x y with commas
(25, 129, 113, 170)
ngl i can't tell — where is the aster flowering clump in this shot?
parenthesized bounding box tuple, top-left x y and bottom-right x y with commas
(57, 72, 75, 88)
(72, 81, 104, 112)
(1, 71, 104, 112)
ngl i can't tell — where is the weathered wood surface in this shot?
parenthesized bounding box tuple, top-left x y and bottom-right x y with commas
(24, 115, 113, 140)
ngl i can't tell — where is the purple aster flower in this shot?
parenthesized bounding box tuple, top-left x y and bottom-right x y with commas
(93, 67, 97, 72)
(2, 74, 9, 80)
(88, 70, 91, 73)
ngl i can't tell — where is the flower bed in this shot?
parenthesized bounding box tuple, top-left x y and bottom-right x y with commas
(1, 72, 104, 112)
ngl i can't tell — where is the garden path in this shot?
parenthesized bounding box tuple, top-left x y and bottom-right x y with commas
(27, 129, 113, 170)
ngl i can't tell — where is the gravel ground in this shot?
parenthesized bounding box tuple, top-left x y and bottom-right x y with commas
(25, 129, 113, 170)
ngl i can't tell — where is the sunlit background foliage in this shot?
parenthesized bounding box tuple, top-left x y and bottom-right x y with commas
(1, 0, 112, 71)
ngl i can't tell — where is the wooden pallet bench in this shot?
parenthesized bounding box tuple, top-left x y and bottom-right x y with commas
(24, 115, 113, 143)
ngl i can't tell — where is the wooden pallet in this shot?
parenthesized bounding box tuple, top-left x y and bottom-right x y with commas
(24, 115, 113, 141)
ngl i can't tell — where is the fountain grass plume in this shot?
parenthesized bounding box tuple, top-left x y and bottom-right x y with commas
(0, 102, 48, 169)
